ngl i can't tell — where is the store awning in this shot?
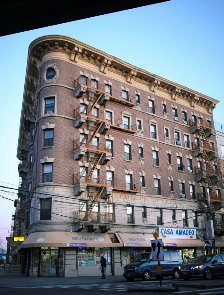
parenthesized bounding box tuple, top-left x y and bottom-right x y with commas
(18, 232, 122, 250)
(215, 236, 224, 247)
(116, 233, 204, 247)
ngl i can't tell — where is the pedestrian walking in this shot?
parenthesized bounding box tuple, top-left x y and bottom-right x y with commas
(100, 256, 106, 279)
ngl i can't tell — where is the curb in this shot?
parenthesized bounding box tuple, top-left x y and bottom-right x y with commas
(172, 283, 224, 289)
(127, 286, 179, 293)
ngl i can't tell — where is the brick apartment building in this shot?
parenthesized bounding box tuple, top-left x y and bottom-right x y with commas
(14, 35, 224, 277)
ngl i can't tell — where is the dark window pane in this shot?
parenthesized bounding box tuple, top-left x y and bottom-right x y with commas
(44, 129, 54, 147)
(40, 199, 51, 220)
(45, 98, 55, 114)
(46, 68, 56, 79)
(80, 76, 87, 85)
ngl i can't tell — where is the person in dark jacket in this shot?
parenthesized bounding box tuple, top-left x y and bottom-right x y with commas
(100, 256, 106, 279)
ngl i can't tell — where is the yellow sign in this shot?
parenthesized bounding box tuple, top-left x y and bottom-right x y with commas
(153, 231, 159, 240)
(163, 235, 166, 238)
(14, 236, 25, 242)
(156, 266, 162, 274)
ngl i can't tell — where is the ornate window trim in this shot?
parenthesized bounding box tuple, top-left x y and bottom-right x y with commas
(43, 63, 59, 83)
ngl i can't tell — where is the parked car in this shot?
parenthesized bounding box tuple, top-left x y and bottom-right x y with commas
(179, 254, 224, 280)
(123, 251, 183, 281)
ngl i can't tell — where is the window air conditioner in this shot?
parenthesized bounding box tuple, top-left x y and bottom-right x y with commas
(174, 117, 178, 121)
(47, 111, 53, 114)
(180, 194, 186, 198)
(176, 140, 181, 145)
(183, 120, 187, 124)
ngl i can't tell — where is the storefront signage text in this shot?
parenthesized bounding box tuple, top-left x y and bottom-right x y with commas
(159, 227, 196, 239)
(128, 238, 152, 242)
(125, 243, 140, 247)
(72, 237, 104, 241)
(70, 243, 87, 247)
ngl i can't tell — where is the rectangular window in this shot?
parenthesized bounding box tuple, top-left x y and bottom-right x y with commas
(123, 116, 130, 129)
(136, 94, 140, 104)
(164, 128, 169, 138)
(190, 184, 195, 199)
(221, 146, 224, 157)
(192, 211, 198, 227)
(156, 209, 162, 225)
(139, 147, 143, 158)
(106, 140, 113, 156)
(80, 76, 87, 85)
(125, 144, 131, 160)
(142, 206, 147, 218)
(187, 158, 193, 173)
(105, 111, 112, 123)
(197, 160, 202, 170)
(106, 171, 113, 186)
(42, 163, 53, 182)
(163, 104, 167, 114)
(153, 151, 159, 166)
(45, 97, 55, 114)
(195, 137, 199, 146)
(210, 142, 214, 150)
(91, 202, 99, 221)
(92, 169, 99, 184)
(192, 115, 197, 123)
(149, 100, 155, 114)
(140, 176, 145, 187)
(175, 131, 181, 145)
(137, 120, 142, 130)
(151, 124, 157, 139)
(182, 111, 187, 124)
(80, 166, 87, 182)
(25, 211, 30, 229)
(92, 107, 98, 118)
(169, 180, 174, 192)
(44, 129, 54, 147)
(172, 108, 178, 121)
(106, 203, 115, 222)
(122, 90, 128, 100)
(30, 127, 35, 142)
(167, 154, 171, 164)
(80, 103, 87, 115)
(105, 84, 111, 94)
(80, 133, 87, 147)
(154, 178, 161, 195)
(177, 156, 183, 171)
(29, 154, 33, 170)
(91, 80, 98, 91)
(79, 200, 87, 219)
(125, 174, 132, 190)
(179, 183, 185, 198)
(92, 137, 99, 149)
(182, 210, 188, 226)
(40, 198, 52, 220)
(184, 134, 190, 148)
(127, 206, 134, 223)
(172, 209, 176, 221)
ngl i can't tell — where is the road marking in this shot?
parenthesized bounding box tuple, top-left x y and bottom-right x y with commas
(175, 287, 224, 294)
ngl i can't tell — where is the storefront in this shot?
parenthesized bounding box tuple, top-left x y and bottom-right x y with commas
(215, 236, 224, 254)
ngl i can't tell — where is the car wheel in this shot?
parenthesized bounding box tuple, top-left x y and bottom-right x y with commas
(126, 278, 134, 282)
(204, 268, 212, 280)
(172, 268, 180, 279)
(143, 270, 151, 281)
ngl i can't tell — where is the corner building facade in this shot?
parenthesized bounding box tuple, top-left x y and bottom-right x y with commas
(17, 35, 224, 277)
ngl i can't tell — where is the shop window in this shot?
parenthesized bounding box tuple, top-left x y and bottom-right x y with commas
(106, 171, 114, 186)
(187, 158, 193, 173)
(175, 131, 181, 145)
(125, 144, 131, 160)
(182, 111, 187, 124)
(80, 166, 87, 182)
(122, 90, 128, 100)
(105, 111, 112, 123)
(44, 129, 54, 147)
(123, 116, 130, 129)
(172, 108, 178, 121)
(139, 147, 144, 158)
(180, 183, 185, 198)
(45, 97, 55, 114)
(184, 134, 190, 148)
(190, 184, 195, 199)
(136, 94, 140, 104)
(142, 206, 147, 218)
(40, 198, 52, 220)
(42, 163, 53, 182)
(163, 104, 167, 114)
(80, 76, 87, 85)
(106, 140, 113, 156)
(140, 176, 145, 187)
(164, 128, 169, 138)
(153, 151, 159, 166)
(105, 84, 111, 94)
(177, 156, 183, 171)
(137, 120, 142, 130)
(151, 124, 157, 139)
(80, 133, 87, 147)
(149, 100, 155, 114)
(127, 205, 134, 223)
(167, 154, 171, 164)
(169, 180, 174, 192)
(154, 179, 161, 195)
(80, 103, 87, 115)
(192, 211, 198, 227)
(156, 209, 162, 225)
(125, 174, 133, 190)
(182, 210, 188, 226)
(77, 248, 111, 266)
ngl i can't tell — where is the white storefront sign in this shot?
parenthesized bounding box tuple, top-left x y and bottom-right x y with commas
(159, 227, 196, 239)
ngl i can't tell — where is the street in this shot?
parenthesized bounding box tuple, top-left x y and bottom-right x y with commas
(1, 268, 224, 295)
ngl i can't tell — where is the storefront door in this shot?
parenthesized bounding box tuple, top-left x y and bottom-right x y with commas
(40, 249, 59, 276)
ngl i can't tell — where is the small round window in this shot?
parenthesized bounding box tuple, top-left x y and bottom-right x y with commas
(46, 67, 56, 80)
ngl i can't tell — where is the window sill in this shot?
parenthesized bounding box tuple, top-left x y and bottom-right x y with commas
(42, 146, 54, 150)
(40, 182, 53, 185)
(125, 160, 132, 163)
(178, 170, 184, 173)
(153, 165, 160, 168)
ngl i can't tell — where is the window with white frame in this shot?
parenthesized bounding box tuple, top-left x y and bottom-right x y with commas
(182, 210, 188, 226)
(182, 111, 187, 124)
(80, 76, 87, 85)
(123, 116, 130, 129)
(169, 180, 174, 192)
(125, 174, 132, 190)
(80, 103, 87, 115)
(91, 79, 98, 91)
(142, 206, 147, 218)
(221, 146, 224, 157)
(80, 133, 87, 147)
(45, 97, 55, 114)
(79, 200, 87, 219)
(190, 184, 195, 199)
(163, 103, 167, 114)
(192, 211, 198, 227)
(140, 176, 145, 187)
(105, 84, 111, 94)
(156, 209, 162, 225)
(187, 158, 193, 173)
(122, 90, 128, 100)
(137, 119, 142, 130)
(164, 128, 169, 138)
(105, 111, 112, 123)
(42, 163, 53, 182)
(124, 144, 131, 160)
(167, 153, 172, 164)
(149, 100, 155, 114)
(177, 156, 183, 171)
(172, 108, 178, 121)
(106, 171, 113, 186)
(179, 183, 185, 198)
(92, 169, 99, 184)
(139, 147, 144, 158)
(127, 205, 134, 223)
(92, 137, 98, 149)
(175, 131, 181, 145)
(184, 134, 190, 148)
(106, 140, 113, 156)
(80, 166, 87, 182)
(136, 94, 140, 104)
(153, 151, 159, 166)
(154, 178, 161, 195)
(151, 124, 157, 139)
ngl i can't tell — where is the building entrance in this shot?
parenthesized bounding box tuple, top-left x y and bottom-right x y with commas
(40, 249, 59, 276)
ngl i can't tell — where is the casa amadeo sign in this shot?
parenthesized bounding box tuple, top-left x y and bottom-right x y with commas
(159, 227, 196, 240)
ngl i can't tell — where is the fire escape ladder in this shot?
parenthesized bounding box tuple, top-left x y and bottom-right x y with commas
(89, 92, 103, 112)
(87, 121, 104, 146)
(87, 152, 105, 181)
(83, 187, 105, 221)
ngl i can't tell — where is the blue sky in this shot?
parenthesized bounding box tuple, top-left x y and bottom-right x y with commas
(0, 0, 223, 248)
